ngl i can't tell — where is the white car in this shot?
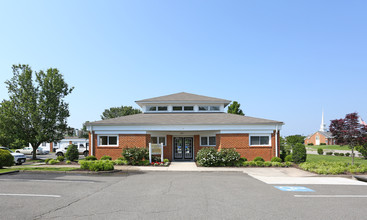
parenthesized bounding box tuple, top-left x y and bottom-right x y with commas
(0, 147, 26, 165)
(55, 144, 89, 157)
(15, 147, 49, 155)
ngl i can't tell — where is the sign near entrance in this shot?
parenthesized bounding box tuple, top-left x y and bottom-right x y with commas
(149, 143, 163, 163)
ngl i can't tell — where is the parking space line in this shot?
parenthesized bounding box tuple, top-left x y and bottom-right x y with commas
(0, 179, 95, 183)
(295, 195, 367, 198)
(0, 193, 61, 198)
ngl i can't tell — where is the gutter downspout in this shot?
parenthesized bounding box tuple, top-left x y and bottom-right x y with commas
(275, 125, 278, 157)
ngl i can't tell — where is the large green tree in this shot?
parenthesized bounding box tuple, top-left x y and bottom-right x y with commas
(227, 101, 244, 116)
(285, 135, 305, 147)
(0, 64, 73, 159)
(101, 106, 141, 120)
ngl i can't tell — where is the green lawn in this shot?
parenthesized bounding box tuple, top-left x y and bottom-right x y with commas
(308, 145, 350, 151)
(307, 154, 367, 165)
(0, 167, 79, 173)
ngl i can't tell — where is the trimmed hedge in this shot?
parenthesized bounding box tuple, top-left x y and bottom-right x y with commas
(65, 144, 79, 161)
(271, 157, 282, 163)
(85, 155, 97, 161)
(253, 157, 265, 162)
(284, 155, 293, 162)
(79, 160, 114, 171)
(292, 143, 307, 163)
(100, 155, 112, 160)
(299, 161, 367, 175)
(317, 148, 323, 155)
(196, 148, 241, 167)
(0, 149, 14, 168)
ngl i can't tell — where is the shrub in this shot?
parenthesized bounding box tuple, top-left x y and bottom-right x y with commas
(45, 158, 52, 164)
(255, 161, 264, 167)
(85, 155, 97, 161)
(65, 160, 71, 164)
(326, 152, 333, 155)
(122, 147, 149, 165)
(220, 148, 241, 166)
(248, 161, 257, 167)
(100, 155, 112, 160)
(271, 162, 281, 167)
(264, 161, 272, 167)
(284, 155, 293, 162)
(239, 157, 247, 162)
(320, 143, 326, 145)
(307, 143, 314, 146)
(299, 161, 367, 175)
(163, 159, 170, 163)
(345, 153, 350, 157)
(196, 148, 221, 167)
(317, 148, 324, 155)
(80, 160, 114, 171)
(253, 156, 265, 162)
(138, 160, 150, 166)
(285, 162, 292, 167)
(334, 152, 340, 156)
(242, 161, 250, 167)
(57, 156, 65, 162)
(0, 149, 14, 168)
(292, 143, 307, 163)
(339, 153, 344, 156)
(280, 149, 288, 162)
(113, 160, 125, 165)
(151, 156, 161, 162)
(271, 157, 282, 163)
(65, 144, 79, 161)
(48, 159, 59, 165)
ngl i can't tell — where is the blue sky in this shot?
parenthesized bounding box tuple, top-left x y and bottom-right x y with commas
(0, 0, 366, 136)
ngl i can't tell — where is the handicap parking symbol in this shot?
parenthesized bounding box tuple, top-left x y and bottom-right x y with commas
(274, 186, 314, 192)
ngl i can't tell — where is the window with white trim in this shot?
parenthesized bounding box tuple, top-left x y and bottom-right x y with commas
(98, 135, 118, 146)
(147, 106, 168, 111)
(200, 136, 216, 146)
(199, 106, 220, 111)
(151, 136, 166, 145)
(172, 106, 194, 111)
(249, 135, 270, 146)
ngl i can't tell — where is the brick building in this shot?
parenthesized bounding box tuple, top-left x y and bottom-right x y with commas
(87, 92, 283, 161)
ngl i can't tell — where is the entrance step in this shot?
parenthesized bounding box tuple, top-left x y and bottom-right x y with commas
(169, 162, 198, 171)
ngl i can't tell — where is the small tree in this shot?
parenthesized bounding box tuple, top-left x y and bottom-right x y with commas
(0, 65, 73, 159)
(330, 113, 367, 165)
(286, 135, 305, 147)
(317, 148, 324, 155)
(101, 106, 141, 120)
(227, 101, 244, 116)
(65, 144, 79, 161)
(292, 143, 307, 163)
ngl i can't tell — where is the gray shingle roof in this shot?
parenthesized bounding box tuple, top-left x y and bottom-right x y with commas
(135, 92, 231, 104)
(88, 113, 283, 126)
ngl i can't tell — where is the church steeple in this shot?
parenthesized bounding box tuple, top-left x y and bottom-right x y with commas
(319, 110, 326, 132)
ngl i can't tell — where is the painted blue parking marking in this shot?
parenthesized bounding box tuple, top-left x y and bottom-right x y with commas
(274, 186, 314, 192)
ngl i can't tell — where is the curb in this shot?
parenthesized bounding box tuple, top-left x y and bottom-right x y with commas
(19, 169, 123, 175)
(0, 170, 19, 175)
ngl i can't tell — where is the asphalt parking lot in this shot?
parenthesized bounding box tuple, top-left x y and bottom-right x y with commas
(1, 171, 367, 220)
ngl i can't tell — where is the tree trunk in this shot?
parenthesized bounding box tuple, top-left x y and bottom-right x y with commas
(31, 144, 38, 160)
(351, 146, 355, 165)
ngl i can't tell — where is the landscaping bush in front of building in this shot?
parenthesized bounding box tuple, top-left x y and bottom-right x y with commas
(0, 149, 14, 168)
(65, 144, 79, 161)
(292, 143, 307, 163)
(196, 147, 221, 167)
(79, 160, 114, 171)
(220, 148, 241, 166)
(317, 148, 324, 155)
(271, 157, 282, 163)
(299, 161, 367, 175)
(121, 147, 149, 165)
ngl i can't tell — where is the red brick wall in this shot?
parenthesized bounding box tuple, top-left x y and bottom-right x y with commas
(92, 134, 150, 160)
(218, 132, 276, 161)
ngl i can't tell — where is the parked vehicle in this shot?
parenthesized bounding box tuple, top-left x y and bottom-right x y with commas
(55, 144, 89, 157)
(15, 147, 49, 155)
(0, 147, 26, 165)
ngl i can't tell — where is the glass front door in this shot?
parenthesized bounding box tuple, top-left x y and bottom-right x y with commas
(174, 137, 193, 160)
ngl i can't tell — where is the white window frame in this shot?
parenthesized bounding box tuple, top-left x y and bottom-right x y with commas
(249, 134, 271, 146)
(98, 135, 119, 147)
(151, 136, 166, 145)
(200, 136, 216, 146)
(172, 106, 194, 112)
(198, 105, 220, 112)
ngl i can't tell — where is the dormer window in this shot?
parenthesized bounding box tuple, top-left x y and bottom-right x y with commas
(199, 106, 220, 111)
(147, 106, 168, 112)
(172, 106, 194, 111)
